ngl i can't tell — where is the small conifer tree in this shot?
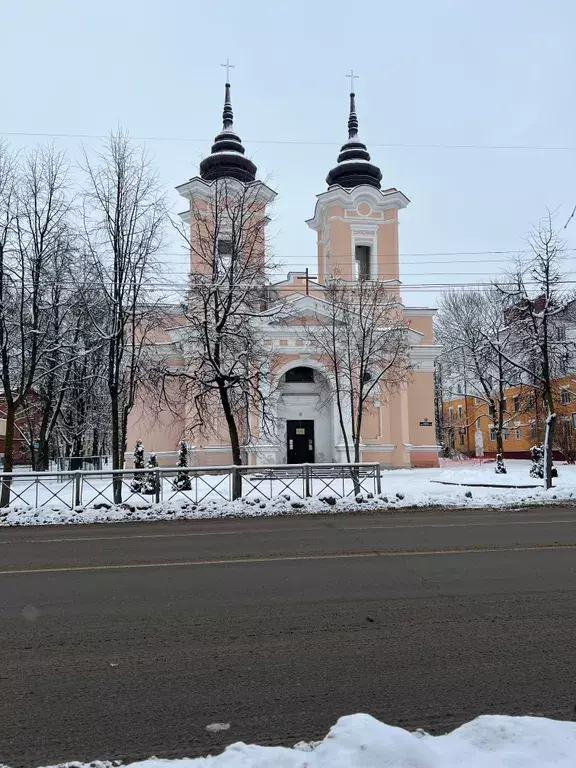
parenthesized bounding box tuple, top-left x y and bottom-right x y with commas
(130, 440, 146, 492)
(143, 452, 159, 496)
(173, 440, 192, 491)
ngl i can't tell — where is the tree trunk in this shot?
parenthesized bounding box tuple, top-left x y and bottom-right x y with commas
(351, 409, 362, 496)
(495, 425, 504, 460)
(110, 390, 123, 504)
(543, 391, 556, 490)
(219, 383, 242, 499)
(0, 404, 16, 507)
(37, 437, 50, 471)
(91, 427, 99, 458)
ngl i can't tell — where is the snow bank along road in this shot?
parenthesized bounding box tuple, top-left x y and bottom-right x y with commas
(1, 507, 576, 767)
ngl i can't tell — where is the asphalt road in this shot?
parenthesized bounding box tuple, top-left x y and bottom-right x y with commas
(2, 507, 576, 767)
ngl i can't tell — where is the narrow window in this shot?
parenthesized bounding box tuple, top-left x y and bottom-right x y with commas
(354, 245, 371, 280)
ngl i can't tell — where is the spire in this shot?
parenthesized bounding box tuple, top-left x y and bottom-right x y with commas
(347, 92, 359, 139)
(222, 82, 234, 130)
(199, 67, 257, 184)
(326, 72, 382, 191)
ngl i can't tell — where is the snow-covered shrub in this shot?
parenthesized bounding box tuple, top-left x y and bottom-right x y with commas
(173, 440, 192, 491)
(143, 453, 158, 496)
(530, 444, 543, 478)
(130, 440, 145, 492)
(530, 444, 558, 480)
(495, 453, 507, 475)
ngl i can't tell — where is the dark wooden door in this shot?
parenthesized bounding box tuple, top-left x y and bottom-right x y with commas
(286, 420, 315, 464)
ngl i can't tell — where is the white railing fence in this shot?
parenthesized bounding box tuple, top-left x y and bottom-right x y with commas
(0, 462, 381, 510)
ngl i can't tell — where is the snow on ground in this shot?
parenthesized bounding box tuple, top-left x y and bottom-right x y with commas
(9, 713, 576, 767)
(1, 459, 576, 526)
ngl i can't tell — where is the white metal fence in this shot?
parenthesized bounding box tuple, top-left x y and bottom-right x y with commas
(0, 462, 381, 510)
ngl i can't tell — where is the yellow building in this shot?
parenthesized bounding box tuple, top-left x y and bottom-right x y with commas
(442, 378, 576, 458)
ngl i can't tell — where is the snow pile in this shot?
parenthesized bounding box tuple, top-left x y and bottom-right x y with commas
(2, 460, 576, 527)
(15, 713, 576, 767)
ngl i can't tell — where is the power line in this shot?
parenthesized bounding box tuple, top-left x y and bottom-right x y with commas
(36, 278, 576, 292)
(1, 130, 574, 152)
(156, 248, 576, 258)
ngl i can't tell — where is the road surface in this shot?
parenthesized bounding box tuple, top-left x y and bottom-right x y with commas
(1, 506, 576, 766)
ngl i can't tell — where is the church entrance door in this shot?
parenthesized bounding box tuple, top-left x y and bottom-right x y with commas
(286, 420, 315, 464)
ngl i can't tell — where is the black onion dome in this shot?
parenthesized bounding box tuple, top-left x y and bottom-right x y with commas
(199, 83, 257, 183)
(326, 92, 382, 190)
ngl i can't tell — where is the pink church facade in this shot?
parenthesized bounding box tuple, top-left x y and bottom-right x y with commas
(127, 83, 441, 469)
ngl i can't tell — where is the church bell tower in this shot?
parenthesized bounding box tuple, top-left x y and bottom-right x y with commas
(306, 73, 409, 287)
(175, 66, 276, 275)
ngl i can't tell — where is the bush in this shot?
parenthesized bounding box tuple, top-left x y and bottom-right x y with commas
(173, 440, 192, 491)
(130, 440, 145, 493)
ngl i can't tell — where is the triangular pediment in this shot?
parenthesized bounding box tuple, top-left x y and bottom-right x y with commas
(259, 294, 340, 325)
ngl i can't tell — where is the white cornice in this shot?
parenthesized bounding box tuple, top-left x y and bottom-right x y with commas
(403, 307, 438, 317)
(306, 186, 410, 230)
(330, 215, 398, 225)
(176, 176, 277, 205)
(410, 344, 443, 372)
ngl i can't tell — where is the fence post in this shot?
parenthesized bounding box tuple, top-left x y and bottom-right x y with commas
(74, 471, 82, 508)
(155, 469, 161, 504)
(304, 464, 311, 498)
(376, 463, 382, 495)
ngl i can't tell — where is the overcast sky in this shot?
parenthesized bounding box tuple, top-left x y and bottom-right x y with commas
(3, 0, 575, 305)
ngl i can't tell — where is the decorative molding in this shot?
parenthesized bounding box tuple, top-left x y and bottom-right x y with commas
(280, 394, 319, 407)
(404, 444, 441, 453)
(360, 444, 397, 453)
(306, 186, 410, 231)
(329, 215, 397, 225)
(194, 445, 233, 453)
(410, 344, 443, 372)
(175, 176, 277, 206)
(403, 307, 438, 317)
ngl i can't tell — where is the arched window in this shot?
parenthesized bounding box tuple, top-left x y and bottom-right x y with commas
(285, 367, 314, 383)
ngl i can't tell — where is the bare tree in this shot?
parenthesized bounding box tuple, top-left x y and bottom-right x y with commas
(303, 277, 412, 472)
(164, 177, 275, 499)
(81, 131, 166, 502)
(436, 287, 519, 471)
(491, 214, 576, 488)
(554, 416, 576, 464)
(0, 144, 72, 504)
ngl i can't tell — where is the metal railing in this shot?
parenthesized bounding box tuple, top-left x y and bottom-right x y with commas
(0, 462, 381, 510)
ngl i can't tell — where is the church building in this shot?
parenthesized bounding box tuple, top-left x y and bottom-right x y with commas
(127, 78, 442, 468)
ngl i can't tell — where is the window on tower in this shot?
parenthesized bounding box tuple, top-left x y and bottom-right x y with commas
(218, 238, 233, 258)
(354, 245, 371, 280)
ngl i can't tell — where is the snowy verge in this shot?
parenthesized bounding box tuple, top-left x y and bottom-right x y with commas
(2, 461, 576, 526)
(1, 481, 575, 527)
(10, 713, 576, 767)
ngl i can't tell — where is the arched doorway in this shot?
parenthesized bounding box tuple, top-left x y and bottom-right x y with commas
(276, 365, 333, 463)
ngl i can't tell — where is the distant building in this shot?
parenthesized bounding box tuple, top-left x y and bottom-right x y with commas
(442, 377, 576, 459)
